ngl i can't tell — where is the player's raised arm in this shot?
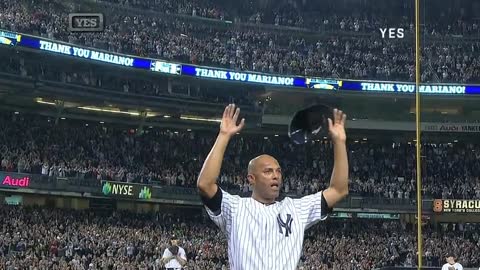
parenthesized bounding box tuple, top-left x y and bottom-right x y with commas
(197, 104, 245, 199)
(322, 108, 349, 208)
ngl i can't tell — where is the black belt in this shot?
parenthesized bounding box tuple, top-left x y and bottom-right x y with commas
(166, 268, 181, 270)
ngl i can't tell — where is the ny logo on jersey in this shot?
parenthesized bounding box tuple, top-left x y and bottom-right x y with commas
(277, 213, 293, 237)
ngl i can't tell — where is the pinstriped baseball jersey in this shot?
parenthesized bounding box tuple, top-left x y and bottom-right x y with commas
(205, 189, 328, 270)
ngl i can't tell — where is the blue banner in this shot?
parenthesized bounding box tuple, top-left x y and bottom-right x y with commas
(4, 30, 479, 95)
(466, 85, 480, 95)
(182, 65, 307, 87)
(18, 36, 151, 70)
(341, 81, 470, 95)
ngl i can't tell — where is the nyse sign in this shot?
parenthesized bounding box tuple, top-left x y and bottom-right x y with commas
(101, 181, 152, 200)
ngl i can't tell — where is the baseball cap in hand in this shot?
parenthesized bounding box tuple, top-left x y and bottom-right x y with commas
(288, 104, 334, 145)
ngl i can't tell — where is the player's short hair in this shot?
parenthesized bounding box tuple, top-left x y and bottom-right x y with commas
(445, 252, 456, 258)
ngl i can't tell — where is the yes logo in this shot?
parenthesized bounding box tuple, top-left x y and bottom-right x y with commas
(68, 13, 104, 32)
(379, 28, 404, 39)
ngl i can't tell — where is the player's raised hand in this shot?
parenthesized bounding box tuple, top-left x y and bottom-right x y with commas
(220, 104, 245, 137)
(328, 108, 347, 143)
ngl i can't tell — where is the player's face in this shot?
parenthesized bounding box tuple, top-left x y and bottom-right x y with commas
(171, 239, 178, 246)
(249, 157, 282, 200)
(446, 256, 455, 264)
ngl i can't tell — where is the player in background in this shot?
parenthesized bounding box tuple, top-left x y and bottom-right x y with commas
(442, 253, 463, 270)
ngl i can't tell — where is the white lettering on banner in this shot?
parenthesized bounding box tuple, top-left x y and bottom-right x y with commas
(360, 82, 466, 94)
(396, 84, 415, 93)
(195, 68, 228, 79)
(72, 47, 91, 59)
(39, 40, 71, 55)
(420, 85, 465, 94)
(39, 40, 134, 67)
(361, 83, 395, 91)
(90, 51, 134, 67)
(229, 72, 247, 81)
(194, 68, 294, 86)
(248, 74, 293, 86)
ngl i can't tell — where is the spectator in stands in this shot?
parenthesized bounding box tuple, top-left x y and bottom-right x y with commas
(1, 0, 480, 82)
(0, 110, 479, 200)
(1, 205, 478, 269)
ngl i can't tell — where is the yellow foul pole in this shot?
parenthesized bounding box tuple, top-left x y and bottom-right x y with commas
(415, 0, 423, 268)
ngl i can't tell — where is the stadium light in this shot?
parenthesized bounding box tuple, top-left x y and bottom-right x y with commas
(77, 106, 157, 117)
(78, 106, 139, 116)
(35, 98, 56, 105)
(180, 115, 221, 123)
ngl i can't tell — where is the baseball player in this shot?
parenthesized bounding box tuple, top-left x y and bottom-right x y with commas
(161, 235, 187, 270)
(197, 104, 349, 270)
(442, 253, 463, 270)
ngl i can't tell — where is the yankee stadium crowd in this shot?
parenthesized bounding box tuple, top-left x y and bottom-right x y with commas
(0, 205, 479, 269)
(1, 111, 480, 201)
(1, 0, 480, 269)
(1, 0, 480, 83)
(101, 0, 480, 37)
